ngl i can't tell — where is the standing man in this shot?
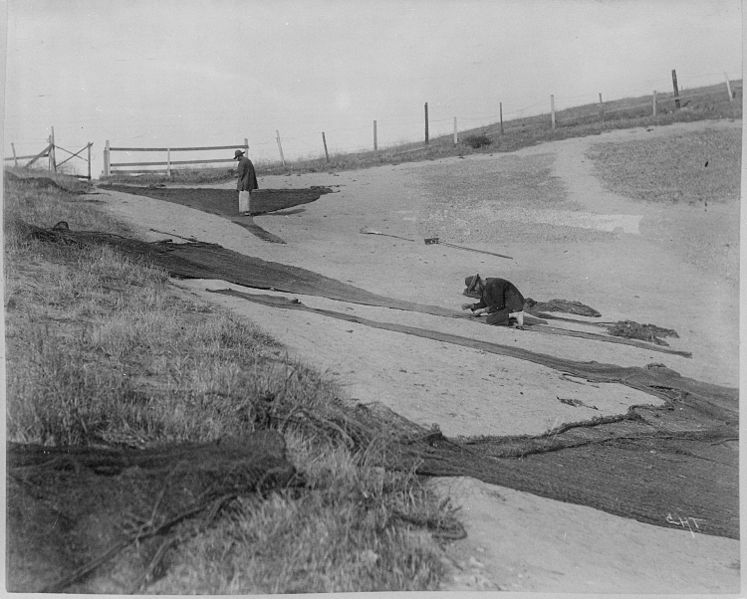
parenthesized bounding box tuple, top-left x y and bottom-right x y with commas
(234, 149, 258, 215)
(461, 274, 528, 327)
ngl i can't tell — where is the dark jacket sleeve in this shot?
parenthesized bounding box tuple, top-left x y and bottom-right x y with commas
(472, 296, 487, 310)
(237, 158, 259, 191)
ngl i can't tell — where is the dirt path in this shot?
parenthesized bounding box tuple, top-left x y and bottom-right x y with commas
(434, 477, 740, 593)
(97, 119, 740, 593)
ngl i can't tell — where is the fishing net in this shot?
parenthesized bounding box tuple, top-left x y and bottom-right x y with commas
(7, 432, 297, 593)
(525, 297, 602, 317)
(12, 222, 739, 544)
(101, 184, 334, 216)
(604, 320, 680, 346)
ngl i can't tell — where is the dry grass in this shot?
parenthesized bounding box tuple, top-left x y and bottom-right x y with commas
(4, 173, 455, 592)
(586, 127, 742, 205)
(151, 435, 449, 593)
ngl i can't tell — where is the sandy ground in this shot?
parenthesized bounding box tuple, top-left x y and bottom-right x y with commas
(97, 119, 740, 594)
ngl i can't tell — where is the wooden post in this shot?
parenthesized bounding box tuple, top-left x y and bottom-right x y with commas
(550, 94, 556, 129)
(87, 143, 92, 180)
(244, 137, 249, 155)
(11, 142, 17, 167)
(49, 127, 57, 172)
(499, 102, 504, 135)
(598, 92, 604, 122)
(652, 90, 657, 116)
(424, 102, 429, 144)
(671, 69, 680, 109)
(166, 148, 172, 177)
(275, 130, 286, 167)
(322, 131, 329, 162)
(104, 140, 110, 177)
(373, 120, 378, 151)
(453, 117, 458, 146)
(724, 73, 733, 101)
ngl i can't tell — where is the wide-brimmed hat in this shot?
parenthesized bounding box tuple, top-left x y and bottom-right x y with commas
(234, 149, 245, 159)
(465, 274, 481, 293)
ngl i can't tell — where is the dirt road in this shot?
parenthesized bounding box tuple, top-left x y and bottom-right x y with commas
(99, 119, 740, 593)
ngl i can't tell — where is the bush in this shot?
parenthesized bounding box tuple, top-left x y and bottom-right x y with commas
(463, 134, 493, 149)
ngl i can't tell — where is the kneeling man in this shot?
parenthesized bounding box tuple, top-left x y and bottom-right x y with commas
(461, 274, 527, 326)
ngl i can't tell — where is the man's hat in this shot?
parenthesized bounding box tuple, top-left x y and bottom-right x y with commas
(465, 274, 481, 293)
(234, 149, 245, 159)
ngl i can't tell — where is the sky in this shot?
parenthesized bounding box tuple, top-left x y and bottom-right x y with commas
(1, 0, 743, 176)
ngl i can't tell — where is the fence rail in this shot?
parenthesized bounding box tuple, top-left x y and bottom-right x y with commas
(110, 158, 239, 168)
(109, 144, 242, 152)
(3, 128, 92, 179)
(104, 140, 249, 176)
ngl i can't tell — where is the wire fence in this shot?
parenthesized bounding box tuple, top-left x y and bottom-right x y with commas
(246, 72, 742, 166)
(5, 70, 742, 176)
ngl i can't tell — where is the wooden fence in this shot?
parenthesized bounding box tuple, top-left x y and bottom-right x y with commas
(6, 71, 738, 177)
(104, 139, 249, 176)
(4, 127, 93, 179)
(544, 71, 740, 131)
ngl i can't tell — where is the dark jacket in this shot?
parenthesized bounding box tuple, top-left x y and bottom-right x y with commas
(470, 278, 525, 313)
(237, 155, 259, 192)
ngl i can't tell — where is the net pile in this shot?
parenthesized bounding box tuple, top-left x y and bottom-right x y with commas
(525, 297, 602, 317)
(604, 320, 680, 346)
(7, 432, 297, 593)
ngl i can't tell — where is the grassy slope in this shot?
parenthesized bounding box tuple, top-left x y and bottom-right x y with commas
(586, 126, 741, 285)
(587, 127, 742, 204)
(3, 177, 456, 593)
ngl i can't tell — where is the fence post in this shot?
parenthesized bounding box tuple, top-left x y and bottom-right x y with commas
(671, 69, 680, 109)
(11, 142, 17, 167)
(499, 102, 504, 135)
(87, 143, 92, 180)
(652, 90, 657, 116)
(550, 94, 556, 129)
(598, 92, 604, 122)
(275, 130, 286, 167)
(453, 117, 458, 146)
(166, 148, 172, 177)
(244, 138, 249, 155)
(373, 120, 378, 151)
(104, 140, 110, 177)
(424, 102, 429, 144)
(49, 127, 57, 173)
(322, 132, 330, 162)
(724, 73, 733, 101)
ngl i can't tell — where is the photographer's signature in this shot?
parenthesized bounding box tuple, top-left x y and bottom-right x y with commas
(666, 513, 704, 537)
